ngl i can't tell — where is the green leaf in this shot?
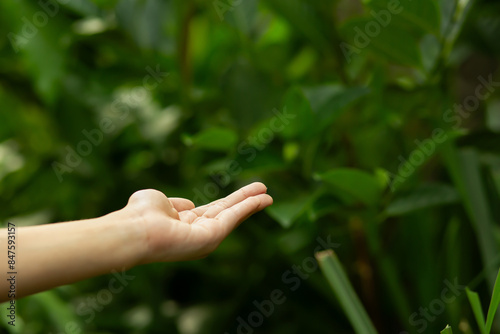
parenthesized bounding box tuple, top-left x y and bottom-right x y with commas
(371, 27, 422, 67)
(339, 17, 422, 67)
(402, 0, 441, 34)
(316, 168, 382, 207)
(485, 269, 500, 333)
(466, 287, 487, 334)
(281, 85, 369, 139)
(443, 144, 499, 292)
(190, 127, 238, 152)
(280, 87, 315, 139)
(385, 183, 459, 216)
(368, 0, 441, 35)
(441, 325, 454, 334)
(266, 195, 311, 228)
(316, 250, 378, 334)
(302, 85, 370, 127)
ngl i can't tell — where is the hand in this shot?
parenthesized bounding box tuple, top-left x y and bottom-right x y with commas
(125, 182, 273, 264)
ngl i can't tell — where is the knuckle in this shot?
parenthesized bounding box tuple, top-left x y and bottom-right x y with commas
(216, 201, 229, 210)
(240, 187, 250, 198)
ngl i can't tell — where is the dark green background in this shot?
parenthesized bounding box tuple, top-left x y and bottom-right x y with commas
(1, 0, 500, 333)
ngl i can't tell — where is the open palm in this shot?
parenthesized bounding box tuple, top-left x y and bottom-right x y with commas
(126, 182, 273, 264)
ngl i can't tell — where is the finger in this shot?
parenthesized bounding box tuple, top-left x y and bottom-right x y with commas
(192, 182, 268, 216)
(213, 193, 273, 233)
(169, 198, 195, 212)
(191, 198, 222, 214)
(194, 182, 268, 218)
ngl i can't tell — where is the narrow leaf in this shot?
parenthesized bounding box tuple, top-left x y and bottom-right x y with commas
(316, 250, 378, 334)
(443, 144, 499, 292)
(485, 269, 500, 333)
(466, 287, 487, 334)
(385, 183, 459, 216)
(441, 325, 453, 334)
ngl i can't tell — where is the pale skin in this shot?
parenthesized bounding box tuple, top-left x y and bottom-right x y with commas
(0, 182, 273, 302)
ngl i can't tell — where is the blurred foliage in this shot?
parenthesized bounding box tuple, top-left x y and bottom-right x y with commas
(0, 0, 500, 333)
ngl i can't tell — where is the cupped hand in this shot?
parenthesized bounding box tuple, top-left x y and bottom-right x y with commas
(125, 182, 273, 264)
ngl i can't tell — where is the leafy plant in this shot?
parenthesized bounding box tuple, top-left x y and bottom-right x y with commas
(465, 269, 500, 334)
(0, 0, 499, 332)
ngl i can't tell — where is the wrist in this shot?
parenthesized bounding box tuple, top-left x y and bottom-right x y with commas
(101, 208, 149, 270)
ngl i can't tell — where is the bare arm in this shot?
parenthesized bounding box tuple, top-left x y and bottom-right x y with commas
(0, 182, 272, 302)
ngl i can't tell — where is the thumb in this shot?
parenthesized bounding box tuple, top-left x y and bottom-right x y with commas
(128, 189, 180, 220)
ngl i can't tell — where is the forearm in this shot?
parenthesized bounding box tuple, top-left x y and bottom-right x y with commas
(0, 208, 146, 302)
(0, 183, 272, 302)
